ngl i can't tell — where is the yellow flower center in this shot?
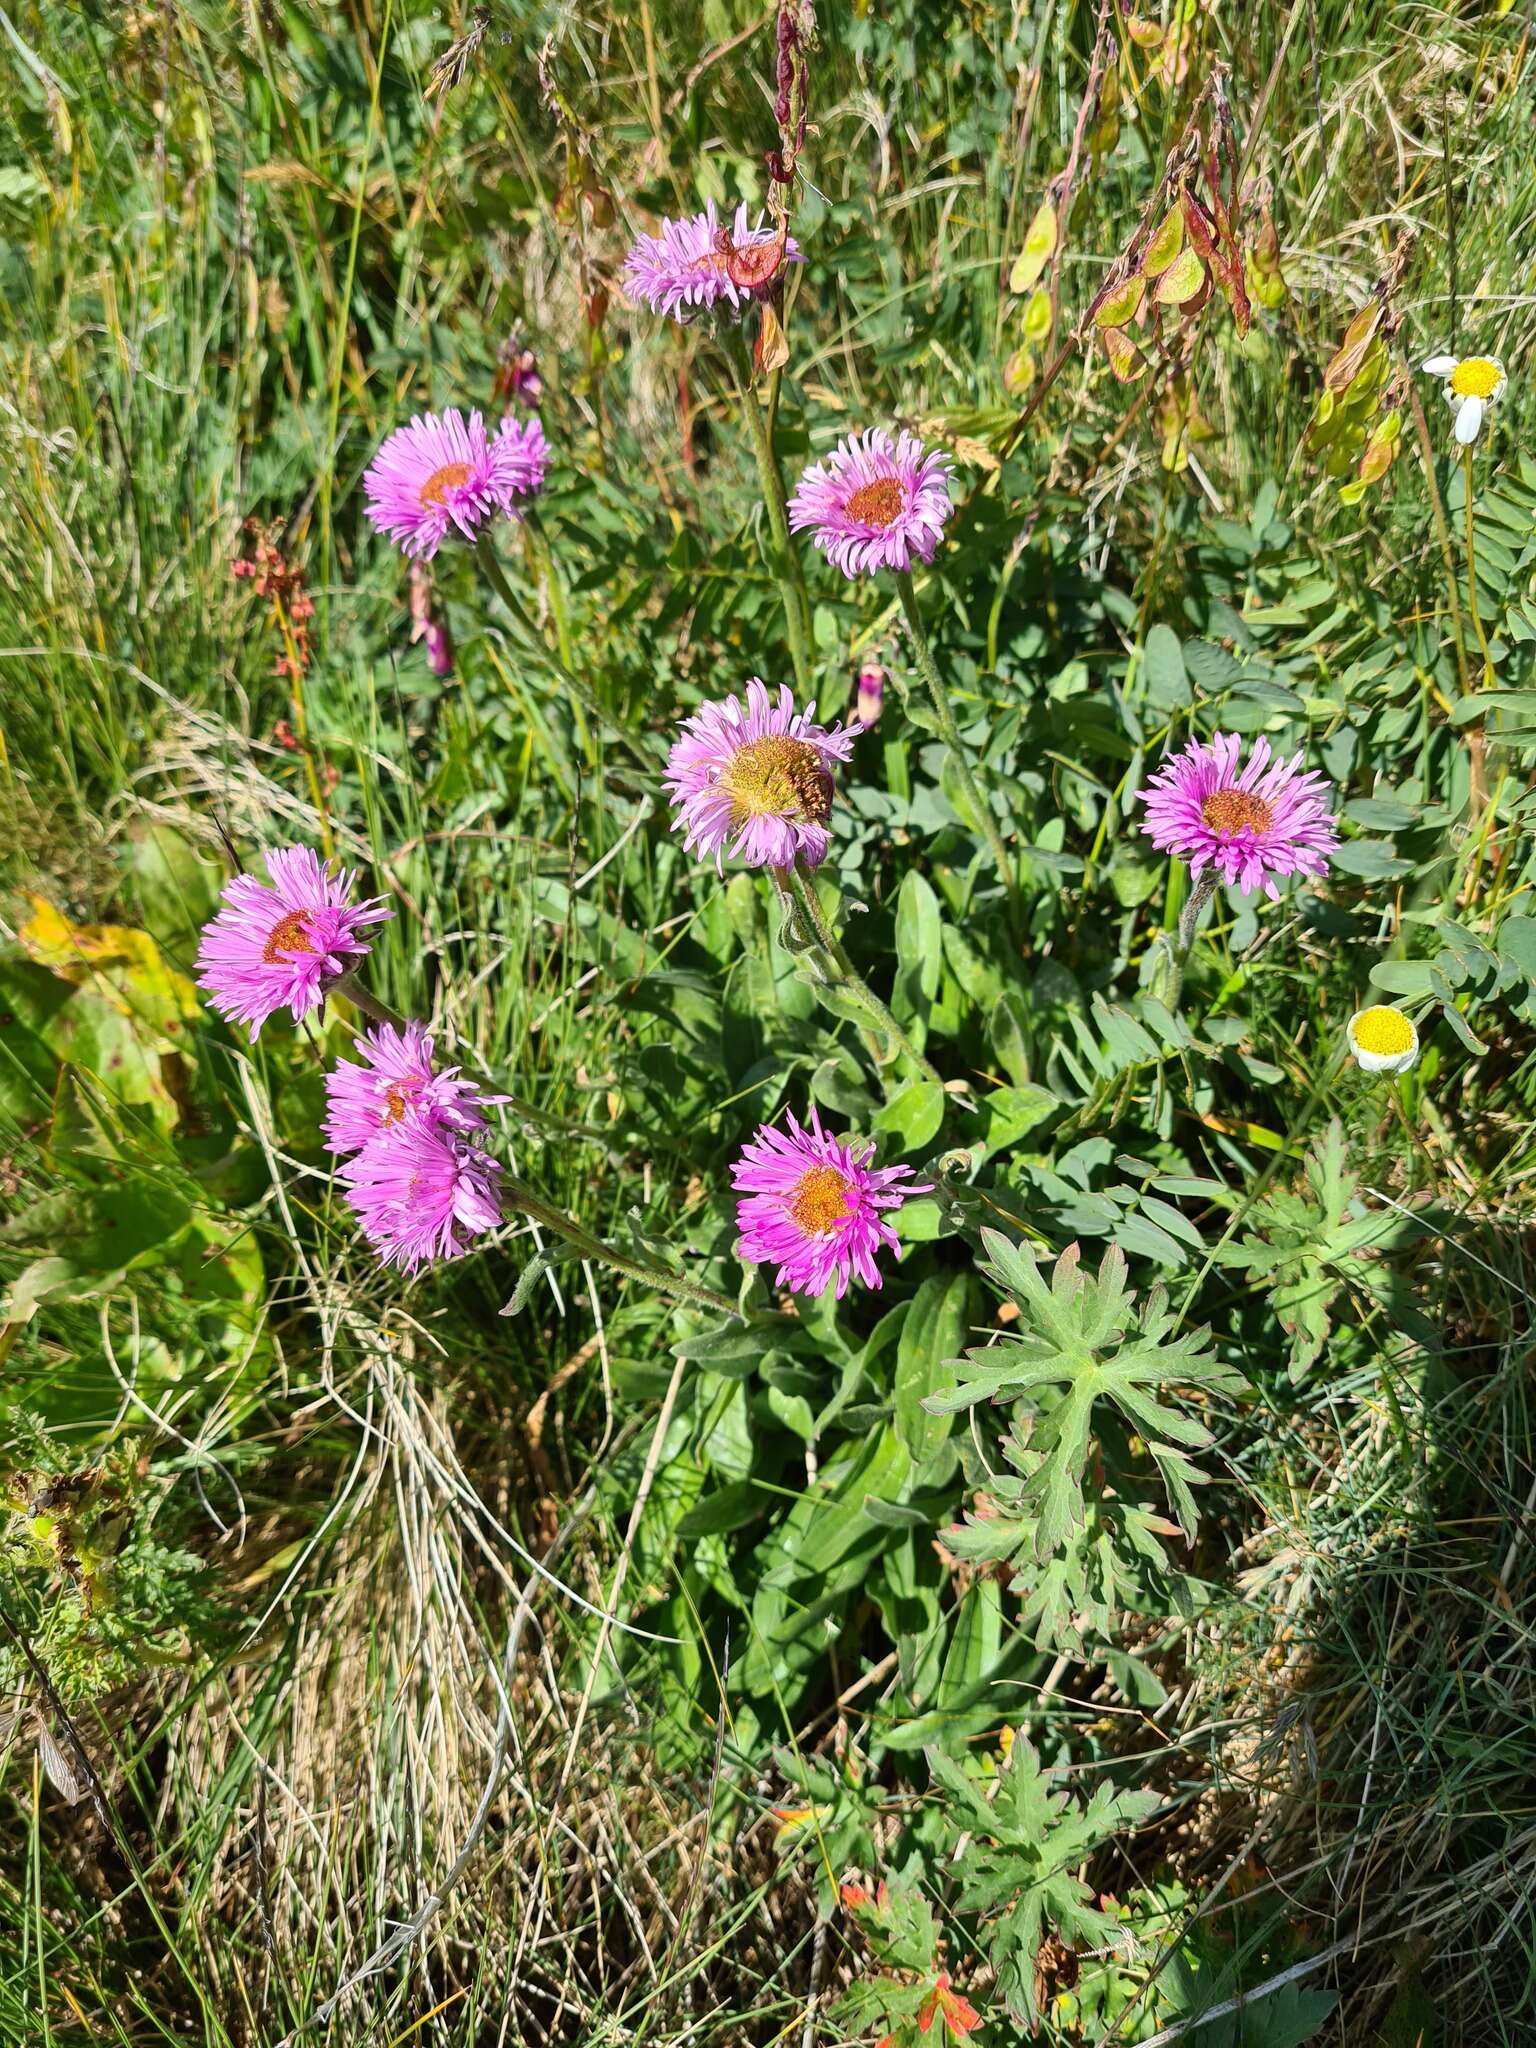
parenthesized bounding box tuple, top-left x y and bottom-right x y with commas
(263, 910, 313, 962)
(718, 735, 833, 825)
(383, 1085, 414, 1123)
(845, 478, 906, 528)
(1353, 1005, 1414, 1056)
(419, 461, 473, 508)
(788, 1164, 853, 1235)
(1449, 357, 1502, 400)
(1200, 789, 1274, 836)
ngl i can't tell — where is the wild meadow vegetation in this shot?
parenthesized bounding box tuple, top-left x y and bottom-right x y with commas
(4, 1, 1536, 2042)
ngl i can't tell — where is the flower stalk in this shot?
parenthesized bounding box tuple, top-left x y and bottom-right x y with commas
(1461, 445, 1496, 689)
(723, 324, 814, 696)
(1151, 870, 1217, 1012)
(781, 862, 944, 1088)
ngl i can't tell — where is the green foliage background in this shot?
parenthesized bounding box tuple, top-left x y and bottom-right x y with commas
(2, 1, 1536, 2043)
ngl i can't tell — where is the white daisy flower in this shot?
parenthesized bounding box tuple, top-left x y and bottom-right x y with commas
(1421, 352, 1507, 446)
(1347, 1004, 1420, 1076)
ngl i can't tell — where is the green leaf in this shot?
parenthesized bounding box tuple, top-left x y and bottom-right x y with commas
(927, 1735, 1157, 2022)
(1368, 959, 1437, 998)
(1498, 915, 1536, 983)
(1143, 624, 1190, 708)
(894, 1272, 970, 1461)
(926, 1235, 1241, 1552)
(871, 1079, 945, 1154)
(893, 870, 942, 1028)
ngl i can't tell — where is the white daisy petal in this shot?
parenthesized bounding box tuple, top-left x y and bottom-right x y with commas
(1455, 395, 1485, 444)
(1421, 353, 1458, 375)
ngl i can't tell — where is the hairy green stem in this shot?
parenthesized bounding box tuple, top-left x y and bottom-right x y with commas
(893, 570, 1022, 926)
(1151, 870, 1217, 1012)
(503, 1177, 739, 1318)
(785, 863, 944, 1088)
(330, 974, 733, 1314)
(723, 324, 813, 695)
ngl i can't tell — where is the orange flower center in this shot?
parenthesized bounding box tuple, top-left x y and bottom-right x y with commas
(788, 1164, 853, 1234)
(419, 461, 473, 508)
(1449, 356, 1501, 400)
(718, 734, 833, 825)
(1200, 789, 1273, 836)
(263, 910, 313, 962)
(845, 478, 906, 529)
(383, 1085, 413, 1123)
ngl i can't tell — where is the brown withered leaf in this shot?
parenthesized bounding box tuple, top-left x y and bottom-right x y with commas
(1325, 302, 1384, 394)
(754, 303, 790, 379)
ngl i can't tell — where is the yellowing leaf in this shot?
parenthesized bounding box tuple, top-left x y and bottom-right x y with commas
(1142, 207, 1185, 279)
(1008, 200, 1058, 296)
(1153, 246, 1207, 305)
(1100, 325, 1147, 383)
(19, 896, 200, 1038)
(1357, 430, 1398, 486)
(1003, 344, 1036, 394)
(1022, 287, 1053, 345)
(1094, 271, 1145, 328)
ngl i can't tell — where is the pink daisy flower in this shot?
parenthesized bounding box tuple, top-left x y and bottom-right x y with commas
(1137, 731, 1339, 900)
(663, 677, 859, 872)
(196, 846, 391, 1043)
(363, 408, 549, 560)
(788, 428, 954, 579)
(622, 201, 802, 322)
(340, 1121, 503, 1273)
(493, 414, 551, 500)
(731, 1106, 930, 1300)
(322, 1021, 498, 1157)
